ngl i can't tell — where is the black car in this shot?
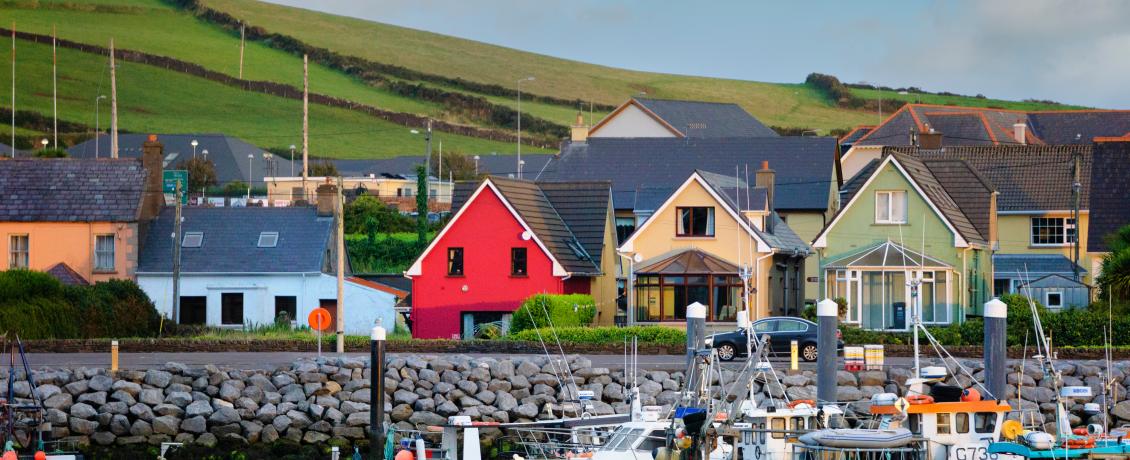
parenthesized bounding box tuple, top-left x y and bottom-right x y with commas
(704, 316, 842, 362)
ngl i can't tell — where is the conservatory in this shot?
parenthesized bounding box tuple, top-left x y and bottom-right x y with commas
(823, 241, 955, 330)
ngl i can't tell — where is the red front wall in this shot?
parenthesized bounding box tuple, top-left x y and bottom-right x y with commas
(411, 188, 566, 339)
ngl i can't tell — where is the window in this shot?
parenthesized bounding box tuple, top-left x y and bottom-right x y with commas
(182, 231, 203, 248)
(994, 279, 1012, 297)
(257, 231, 279, 248)
(275, 296, 297, 323)
(937, 413, 951, 434)
(179, 296, 207, 325)
(9, 234, 28, 269)
(94, 235, 115, 271)
(1046, 292, 1063, 309)
(446, 247, 464, 276)
(1030, 217, 1075, 246)
(777, 320, 808, 332)
(510, 248, 528, 276)
(615, 217, 636, 244)
(770, 418, 786, 439)
(955, 413, 969, 433)
(753, 320, 776, 333)
(221, 293, 244, 325)
(908, 414, 921, 434)
(974, 412, 997, 434)
(676, 207, 715, 237)
(636, 430, 666, 452)
(875, 191, 907, 224)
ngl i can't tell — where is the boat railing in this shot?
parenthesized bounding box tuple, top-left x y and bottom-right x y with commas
(505, 426, 611, 458)
(792, 439, 928, 460)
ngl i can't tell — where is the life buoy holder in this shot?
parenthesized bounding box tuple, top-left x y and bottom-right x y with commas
(907, 395, 934, 405)
(788, 399, 816, 408)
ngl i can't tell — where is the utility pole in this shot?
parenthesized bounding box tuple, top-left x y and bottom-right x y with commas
(52, 24, 57, 149)
(172, 181, 183, 324)
(1072, 152, 1082, 282)
(238, 23, 245, 79)
(109, 38, 119, 159)
(302, 54, 309, 200)
(335, 176, 345, 354)
(10, 23, 15, 157)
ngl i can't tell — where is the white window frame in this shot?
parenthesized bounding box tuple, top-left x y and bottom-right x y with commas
(875, 191, 908, 224)
(9, 234, 28, 269)
(1045, 291, 1064, 309)
(1030, 217, 1076, 247)
(94, 234, 115, 271)
(257, 231, 279, 248)
(834, 268, 951, 330)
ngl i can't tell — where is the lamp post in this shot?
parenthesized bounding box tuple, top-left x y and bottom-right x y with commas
(518, 159, 526, 179)
(191, 139, 198, 159)
(40, 138, 48, 152)
(516, 76, 534, 179)
(201, 149, 208, 162)
(370, 321, 387, 460)
(94, 95, 107, 158)
(617, 251, 643, 327)
(289, 144, 297, 177)
(473, 155, 480, 176)
(247, 153, 254, 201)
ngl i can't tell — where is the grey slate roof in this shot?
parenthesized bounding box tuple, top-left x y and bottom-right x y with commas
(450, 177, 611, 275)
(1087, 140, 1130, 252)
(631, 97, 779, 138)
(47, 263, 90, 286)
(1027, 112, 1130, 144)
(695, 170, 810, 254)
(0, 142, 23, 157)
(887, 145, 1091, 211)
(138, 207, 333, 274)
(333, 154, 552, 179)
(993, 254, 1086, 279)
(67, 133, 291, 185)
(539, 137, 837, 212)
(0, 158, 147, 222)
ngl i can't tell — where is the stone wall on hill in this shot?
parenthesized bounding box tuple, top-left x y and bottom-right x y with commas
(1, 355, 1126, 449)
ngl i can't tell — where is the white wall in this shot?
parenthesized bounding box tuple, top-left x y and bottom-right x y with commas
(841, 145, 883, 181)
(138, 273, 397, 335)
(589, 105, 678, 138)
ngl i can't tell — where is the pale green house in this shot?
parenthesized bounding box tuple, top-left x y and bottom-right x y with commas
(812, 153, 996, 330)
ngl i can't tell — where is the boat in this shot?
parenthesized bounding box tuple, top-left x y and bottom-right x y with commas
(799, 428, 914, 448)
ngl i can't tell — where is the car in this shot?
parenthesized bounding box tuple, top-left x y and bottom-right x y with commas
(704, 316, 843, 362)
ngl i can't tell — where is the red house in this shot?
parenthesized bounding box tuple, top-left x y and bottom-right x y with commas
(405, 177, 617, 339)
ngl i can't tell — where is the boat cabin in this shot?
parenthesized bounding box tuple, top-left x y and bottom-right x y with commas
(872, 398, 1010, 460)
(735, 403, 830, 460)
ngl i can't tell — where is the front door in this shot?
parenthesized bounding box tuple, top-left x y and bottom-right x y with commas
(884, 272, 907, 330)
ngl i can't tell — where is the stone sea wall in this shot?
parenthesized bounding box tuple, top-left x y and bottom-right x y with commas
(2, 356, 1127, 449)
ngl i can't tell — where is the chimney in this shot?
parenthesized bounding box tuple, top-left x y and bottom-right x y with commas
(918, 128, 943, 149)
(1013, 120, 1027, 145)
(140, 134, 164, 220)
(315, 179, 336, 217)
(570, 111, 589, 143)
(755, 160, 775, 232)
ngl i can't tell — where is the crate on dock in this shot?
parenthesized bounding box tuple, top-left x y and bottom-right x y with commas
(844, 346, 865, 371)
(865, 344, 884, 370)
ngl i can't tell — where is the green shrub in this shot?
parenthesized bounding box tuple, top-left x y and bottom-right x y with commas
(507, 326, 685, 346)
(508, 294, 596, 334)
(0, 270, 161, 339)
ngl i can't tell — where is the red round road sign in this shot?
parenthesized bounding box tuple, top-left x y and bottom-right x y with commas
(308, 307, 332, 331)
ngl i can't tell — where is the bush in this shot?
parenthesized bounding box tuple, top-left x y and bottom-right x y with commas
(508, 294, 596, 334)
(0, 270, 161, 339)
(507, 326, 685, 346)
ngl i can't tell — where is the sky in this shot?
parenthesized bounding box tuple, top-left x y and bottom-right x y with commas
(265, 0, 1130, 108)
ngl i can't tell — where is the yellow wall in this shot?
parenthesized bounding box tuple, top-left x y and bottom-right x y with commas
(265, 177, 454, 203)
(782, 211, 826, 301)
(0, 221, 139, 282)
(591, 204, 620, 325)
(998, 212, 1097, 284)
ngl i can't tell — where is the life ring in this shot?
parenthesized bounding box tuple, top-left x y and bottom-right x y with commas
(1073, 428, 1089, 436)
(1065, 437, 1095, 449)
(907, 395, 934, 405)
(788, 399, 816, 409)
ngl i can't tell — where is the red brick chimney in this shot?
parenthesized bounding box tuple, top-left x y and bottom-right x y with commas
(140, 134, 164, 220)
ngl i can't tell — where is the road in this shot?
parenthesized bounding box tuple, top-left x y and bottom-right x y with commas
(23, 351, 921, 371)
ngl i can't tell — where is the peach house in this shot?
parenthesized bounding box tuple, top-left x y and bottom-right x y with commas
(0, 137, 164, 283)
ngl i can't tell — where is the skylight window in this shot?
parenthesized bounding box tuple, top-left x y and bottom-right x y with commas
(257, 232, 279, 248)
(182, 231, 203, 248)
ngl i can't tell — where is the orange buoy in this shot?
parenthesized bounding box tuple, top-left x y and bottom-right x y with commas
(395, 449, 414, 460)
(907, 394, 934, 405)
(35, 453, 47, 460)
(961, 388, 981, 402)
(788, 399, 816, 408)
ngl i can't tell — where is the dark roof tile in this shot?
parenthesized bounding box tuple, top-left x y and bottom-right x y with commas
(0, 158, 147, 222)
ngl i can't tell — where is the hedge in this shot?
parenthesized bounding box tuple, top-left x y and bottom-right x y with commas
(0, 270, 162, 339)
(508, 294, 596, 334)
(507, 326, 685, 346)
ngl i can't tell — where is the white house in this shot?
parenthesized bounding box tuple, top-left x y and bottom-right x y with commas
(137, 207, 400, 334)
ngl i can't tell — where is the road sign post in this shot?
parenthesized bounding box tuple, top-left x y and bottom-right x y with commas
(309, 307, 332, 358)
(162, 170, 189, 205)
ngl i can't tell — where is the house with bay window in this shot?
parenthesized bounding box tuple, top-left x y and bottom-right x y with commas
(813, 153, 996, 329)
(618, 166, 811, 325)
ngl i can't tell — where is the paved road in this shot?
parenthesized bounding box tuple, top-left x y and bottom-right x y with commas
(23, 352, 920, 371)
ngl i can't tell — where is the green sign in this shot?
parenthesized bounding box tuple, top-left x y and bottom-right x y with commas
(162, 170, 189, 204)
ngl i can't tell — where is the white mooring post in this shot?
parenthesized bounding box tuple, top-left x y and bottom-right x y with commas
(817, 298, 839, 405)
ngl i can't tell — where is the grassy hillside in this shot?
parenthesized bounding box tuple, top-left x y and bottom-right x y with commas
(1, 40, 535, 158)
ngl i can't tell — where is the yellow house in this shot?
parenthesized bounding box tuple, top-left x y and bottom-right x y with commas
(264, 175, 454, 212)
(0, 139, 163, 284)
(617, 167, 811, 325)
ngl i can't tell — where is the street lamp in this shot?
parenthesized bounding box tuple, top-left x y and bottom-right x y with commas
(516, 76, 534, 179)
(370, 320, 387, 460)
(94, 95, 107, 159)
(518, 159, 526, 179)
(40, 138, 48, 151)
(617, 250, 644, 326)
(247, 153, 254, 201)
(263, 152, 274, 185)
(410, 121, 433, 184)
(201, 149, 208, 161)
(289, 144, 297, 177)
(191, 139, 198, 159)
(473, 155, 480, 176)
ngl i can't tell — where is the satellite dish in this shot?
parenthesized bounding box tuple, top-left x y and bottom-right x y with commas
(521, 231, 532, 241)
(633, 253, 643, 263)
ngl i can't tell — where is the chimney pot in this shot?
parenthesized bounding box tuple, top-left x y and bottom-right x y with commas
(316, 183, 336, 217)
(755, 161, 776, 232)
(1013, 121, 1027, 145)
(760, 160, 769, 170)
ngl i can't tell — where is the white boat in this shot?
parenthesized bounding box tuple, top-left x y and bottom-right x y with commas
(799, 428, 914, 448)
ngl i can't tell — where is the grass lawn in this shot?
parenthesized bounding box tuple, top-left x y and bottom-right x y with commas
(849, 88, 1089, 111)
(1, 40, 545, 158)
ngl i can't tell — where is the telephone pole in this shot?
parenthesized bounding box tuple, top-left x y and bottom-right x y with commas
(172, 181, 183, 324)
(238, 23, 245, 79)
(335, 176, 345, 354)
(52, 24, 57, 149)
(109, 38, 119, 158)
(1072, 152, 1082, 282)
(302, 54, 309, 200)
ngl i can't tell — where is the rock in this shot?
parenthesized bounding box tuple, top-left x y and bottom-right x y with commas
(129, 403, 155, 421)
(786, 385, 817, 401)
(638, 380, 662, 396)
(345, 412, 369, 427)
(303, 431, 330, 444)
(70, 417, 99, 435)
(137, 388, 163, 406)
(91, 431, 116, 445)
(408, 411, 446, 426)
(151, 416, 180, 436)
(110, 414, 132, 435)
(394, 389, 420, 405)
(77, 391, 107, 406)
(209, 406, 241, 425)
(514, 403, 539, 419)
(196, 433, 219, 448)
(180, 415, 207, 434)
(44, 392, 73, 411)
(858, 371, 886, 387)
(186, 400, 214, 418)
(111, 380, 141, 397)
(782, 374, 810, 386)
(836, 385, 864, 401)
(129, 420, 153, 437)
(88, 375, 113, 392)
(69, 402, 97, 419)
(1112, 401, 1130, 421)
(437, 400, 459, 416)
(145, 370, 173, 388)
(260, 424, 279, 443)
(391, 404, 413, 422)
(516, 361, 540, 377)
(836, 371, 859, 386)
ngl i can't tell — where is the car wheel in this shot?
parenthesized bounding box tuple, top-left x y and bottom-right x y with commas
(801, 343, 818, 362)
(717, 343, 737, 361)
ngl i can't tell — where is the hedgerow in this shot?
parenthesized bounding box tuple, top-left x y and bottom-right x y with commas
(0, 270, 161, 339)
(507, 326, 685, 346)
(508, 294, 596, 334)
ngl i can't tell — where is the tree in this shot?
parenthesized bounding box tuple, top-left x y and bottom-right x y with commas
(1098, 225, 1130, 302)
(439, 152, 487, 180)
(416, 164, 428, 248)
(344, 195, 413, 235)
(34, 148, 68, 158)
(223, 181, 249, 196)
(177, 157, 218, 191)
(310, 159, 339, 177)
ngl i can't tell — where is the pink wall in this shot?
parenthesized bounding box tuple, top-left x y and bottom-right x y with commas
(411, 188, 565, 339)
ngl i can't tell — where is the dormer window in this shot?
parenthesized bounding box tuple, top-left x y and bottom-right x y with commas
(182, 231, 203, 248)
(875, 191, 907, 224)
(257, 231, 279, 248)
(676, 207, 715, 237)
